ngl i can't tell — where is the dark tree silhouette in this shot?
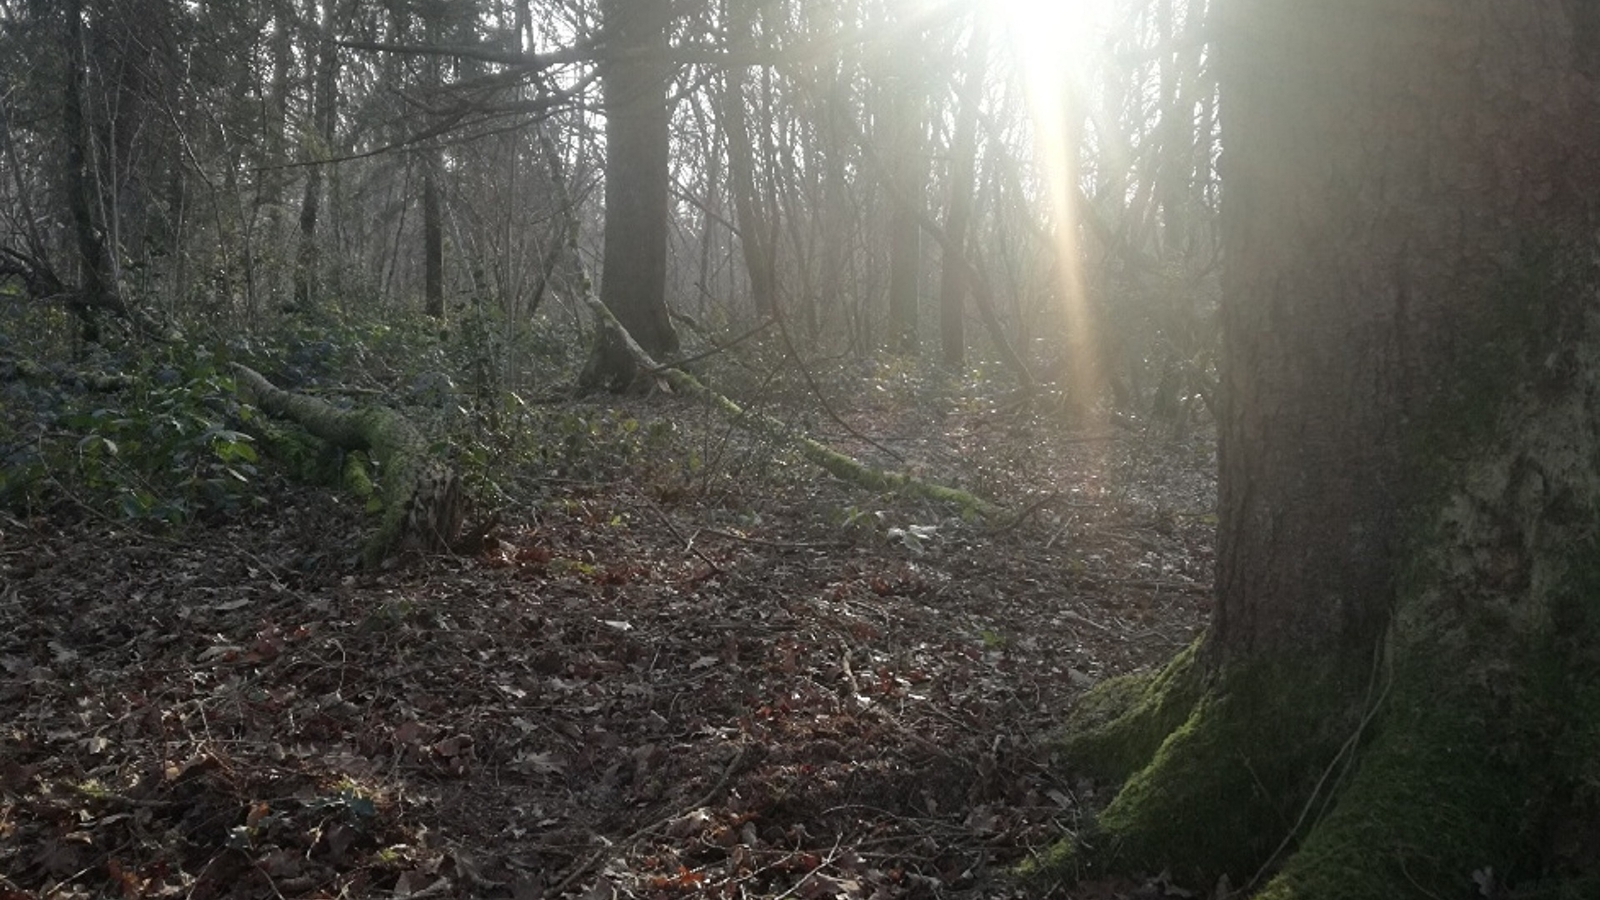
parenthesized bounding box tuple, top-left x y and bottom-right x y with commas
(1053, 2, 1600, 896)
(583, 0, 680, 390)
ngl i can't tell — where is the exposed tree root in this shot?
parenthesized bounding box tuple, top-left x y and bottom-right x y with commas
(1044, 514, 1600, 898)
(1248, 647, 1518, 899)
(1044, 649, 1363, 889)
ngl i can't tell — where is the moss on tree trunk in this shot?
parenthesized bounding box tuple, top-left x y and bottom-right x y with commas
(1033, 0, 1600, 895)
(1040, 258, 1600, 897)
(232, 364, 461, 566)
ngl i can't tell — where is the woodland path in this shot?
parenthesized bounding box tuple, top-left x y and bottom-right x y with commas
(0, 395, 1214, 900)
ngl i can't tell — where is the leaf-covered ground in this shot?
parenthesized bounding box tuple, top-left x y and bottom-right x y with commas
(0, 390, 1214, 900)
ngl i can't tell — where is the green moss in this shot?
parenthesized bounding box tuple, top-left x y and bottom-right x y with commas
(1245, 239, 1600, 900)
(1032, 230, 1600, 900)
(1246, 532, 1600, 899)
(1516, 543, 1600, 894)
(1096, 657, 1358, 885)
(255, 423, 342, 485)
(343, 450, 376, 502)
(1249, 648, 1518, 899)
(1041, 647, 1363, 888)
(234, 364, 457, 565)
(1015, 835, 1080, 886)
(1057, 638, 1205, 784)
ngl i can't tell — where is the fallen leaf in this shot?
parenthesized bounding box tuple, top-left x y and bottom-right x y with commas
(512, 750, 567, 775)
(583, 876, 617, 900)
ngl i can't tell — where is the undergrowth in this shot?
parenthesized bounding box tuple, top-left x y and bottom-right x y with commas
(1, 300, 1050, 540)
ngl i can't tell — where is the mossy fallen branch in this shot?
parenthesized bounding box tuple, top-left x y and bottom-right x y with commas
(231, 363, 461, 566)
(582, 295, 1006, 521)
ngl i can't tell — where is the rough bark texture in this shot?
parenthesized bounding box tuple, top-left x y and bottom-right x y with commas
(232, 364, 462, 566)
(1047, 2, 1600, 896)
(584, 0, 679, 390)
(1214, 1, 1600, 659)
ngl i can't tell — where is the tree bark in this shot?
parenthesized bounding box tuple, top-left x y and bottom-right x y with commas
(937, 20, 986, 370)
(583, 0, 680, 391)
(418, 2, 446, 321)
(1050, 1, 1600, 896)
(422, 154, 445, 318)
(720, 0, 778, 321)
(884, 4, 923, 356)
(61, 0, 119, 343)
(293, 0, 340, 311)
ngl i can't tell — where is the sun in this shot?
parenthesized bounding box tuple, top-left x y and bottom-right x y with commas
(990, 0, 1117, 84)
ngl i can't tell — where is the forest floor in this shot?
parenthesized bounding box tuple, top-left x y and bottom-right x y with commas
(0, 384, 1215, 900)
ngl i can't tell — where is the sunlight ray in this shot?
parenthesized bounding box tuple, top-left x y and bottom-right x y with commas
(989, 0, 1115, 414)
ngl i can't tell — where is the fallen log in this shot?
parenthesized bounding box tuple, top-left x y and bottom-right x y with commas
(231, 363, 461, 565)
(581, 295, 1007, 522)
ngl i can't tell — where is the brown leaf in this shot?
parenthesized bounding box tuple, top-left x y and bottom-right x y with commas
(582, 876, 617, 900)
(245, 801, 270, 827)
(393, 720, 428, 745)
(0, 759, 38, 794)
(322, 821, 359, 863)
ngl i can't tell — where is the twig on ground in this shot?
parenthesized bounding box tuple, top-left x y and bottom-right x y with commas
(641, 498, 724, 577)
(548, 744, 758, 897)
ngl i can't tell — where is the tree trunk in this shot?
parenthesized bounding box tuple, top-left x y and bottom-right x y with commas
(232, 364, 462, 567)
(1051, 2, 1600, 896)
(817, 81, 851, 344)
(720, 0, 777, 321)
(721, 82, 777, 320)
(937, 20, 986, 369)
(884, 5, 922, 356)
(418, 2, 446, 321)
(422, 154, 445, 318)
(583, 0, 679, 391)
(293, 0, 340, 312)
(61, 0, 118, 343)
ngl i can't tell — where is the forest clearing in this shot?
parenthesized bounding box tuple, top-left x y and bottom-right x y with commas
(7, 0, 1600, 895)
(2, 368, 1214, 900)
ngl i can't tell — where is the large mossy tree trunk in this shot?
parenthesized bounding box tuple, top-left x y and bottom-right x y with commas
(1050, 2, 1600, 896)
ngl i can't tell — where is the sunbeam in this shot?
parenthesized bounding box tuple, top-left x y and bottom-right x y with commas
(990, 0, 1117, 415)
